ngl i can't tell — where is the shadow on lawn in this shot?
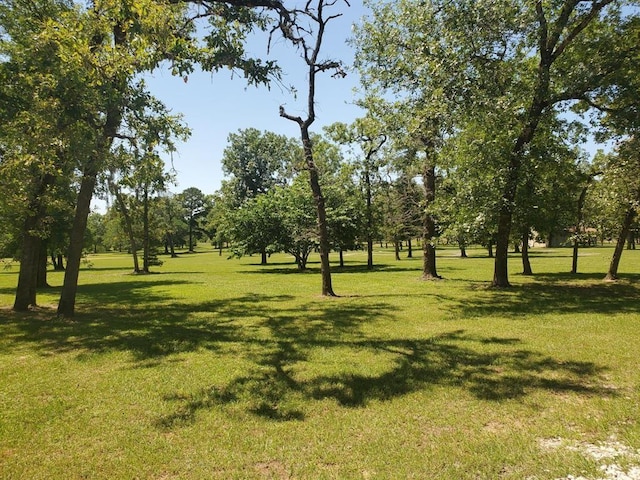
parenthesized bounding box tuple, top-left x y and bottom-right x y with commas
(157, 326, 613, 428)
(0, 276, 618, 429)
(456, 278, 640, 317)
(239, 263, 425, 275)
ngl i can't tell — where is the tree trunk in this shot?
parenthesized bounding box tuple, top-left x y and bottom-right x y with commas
(407, 238, 413, 258)
(394, 241, 400, 261)
(261, 249, 268, 265)
(571, 238, 580, 275)
(57, 18, 125, 317)
(605, 207, 636, 281)
(301, 126, 335, 296)
(487, 240, 494, 258)
(571, 181, 591, 274)
(113, 188, 140, 273)
(365, 168, 374, 270)
(521, 229, 533, 275)
(13, 217, 41, 311)
(627, 230, 636, 250)
(36, 240, 49, 288)
(339, 248, 344, 267)
(459, 242, 467, 258)
(57, 169, 98, 317)
(14, 171, 55, 310)
(422, 162, 441, 280)
(142, 186, 150, 273)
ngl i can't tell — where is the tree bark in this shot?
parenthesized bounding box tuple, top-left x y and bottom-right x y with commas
(407, 238, 413, 258)
(14, 173, 52, 311)
(365, 169, 374, 270)
(261, 249, 268, 265)
(521, 229, 533, 275)
(459, 242, 467, 258)
(36, 240, 49, 288)
(57, 169, 98, 317)
(13, 217, 42, 311)
(572, 181, 591, 274)
(605, 206, 636, 281)
(422, 163, 441, 280)
(339, 248, 344, 267)
(302, 127, 335, 295)
(113, 187, 140, 273)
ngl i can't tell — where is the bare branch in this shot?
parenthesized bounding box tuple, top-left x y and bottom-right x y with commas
(279, 105, 304, 126)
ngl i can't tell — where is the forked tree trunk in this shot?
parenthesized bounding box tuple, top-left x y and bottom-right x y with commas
(605, 207, 636, 281)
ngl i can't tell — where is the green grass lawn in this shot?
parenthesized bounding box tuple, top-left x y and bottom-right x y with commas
(1, 245, 639, 479)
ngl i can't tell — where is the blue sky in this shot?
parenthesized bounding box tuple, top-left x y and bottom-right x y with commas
(142, 1, 368, 198)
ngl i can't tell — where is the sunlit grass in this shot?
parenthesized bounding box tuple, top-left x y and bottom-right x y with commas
(1, 244, 639, 479)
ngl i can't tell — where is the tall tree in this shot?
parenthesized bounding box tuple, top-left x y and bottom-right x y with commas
(601, 137, 640, 280)
(1, 0, 87, 310)
(221, 128, 297, 207)
(325, 117, 386, 269)
(278, 0, 349, 296)
(180, 187, 209, 252)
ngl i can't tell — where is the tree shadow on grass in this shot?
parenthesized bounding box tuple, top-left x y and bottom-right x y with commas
(239, 263, 425, 275)
(455, 279, 640, 318)
(157, 326, 613, 429)
(0, 288, 313, 361)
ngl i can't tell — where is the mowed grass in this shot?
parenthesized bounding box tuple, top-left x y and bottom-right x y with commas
(1, 245, 639, 479)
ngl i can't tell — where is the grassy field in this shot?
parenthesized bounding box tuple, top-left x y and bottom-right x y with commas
(1, 245, 639, 479)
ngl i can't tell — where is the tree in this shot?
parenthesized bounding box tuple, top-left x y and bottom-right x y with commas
(86, 212, 106, 254)
(277, 180, 319, 271)
(325, 117, 387, 269)
(157, 193, 185, 257)
(105, 85, 188, 272)
(227, 191, 286, 264)
(221, 128, 297, 207)
(180, 187, 209, 252)
(278, 0, 349, 296)
(1, 0, 88, 310)
(601, 137, 640, 280)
